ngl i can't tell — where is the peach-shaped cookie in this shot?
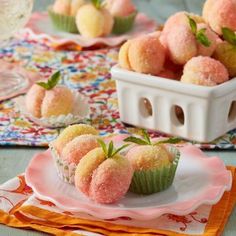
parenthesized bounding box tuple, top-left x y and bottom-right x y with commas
(75, 140, 133, 204)
(61, 134, 99, 164)
(213, 28, 236, 77)
(162, 11, 204, 44)
(181, 56, 229, 86)
(41, 86, 74, 118)
(128, 35, 166, 75)
(124, 130, 180, 194)
(76, 3, 114, 38)
(26, 71, 74, 119)
(70, 0, 85, 16)
(118, 40, 132, 70)
(25, 84, 45, 118)
(203, 0, 236, 35)
(53, 124, 98, 154)
(105, 0, 136, 17)
(126, 145, 170, 171)
(196, 23, 219, 57)
(53, 0, 71, 15)
(166, 25, 197, 65)
(166, 17, 219, 65)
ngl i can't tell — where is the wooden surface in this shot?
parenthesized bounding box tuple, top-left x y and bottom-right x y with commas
(1, 0, 236, 235)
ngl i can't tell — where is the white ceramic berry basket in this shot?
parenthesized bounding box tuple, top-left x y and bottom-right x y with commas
(111, 65, 236, 142)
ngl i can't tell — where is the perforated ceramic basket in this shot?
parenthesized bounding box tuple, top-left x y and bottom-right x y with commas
(111, 65, 236, 142)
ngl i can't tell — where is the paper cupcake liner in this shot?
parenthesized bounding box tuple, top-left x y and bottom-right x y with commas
(14, 89, 90, 128)
(129, 146, 180, 195)
(48, 6, 79, 34)
(112, 11, 137, 35)
(50, 144, 77, 184)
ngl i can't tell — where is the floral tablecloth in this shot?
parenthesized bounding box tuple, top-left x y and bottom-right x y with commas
(0, 38, 236, 149)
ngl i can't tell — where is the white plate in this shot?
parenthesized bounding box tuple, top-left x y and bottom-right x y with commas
(25, 145, 232, 220)
(20, 12, 157, 47)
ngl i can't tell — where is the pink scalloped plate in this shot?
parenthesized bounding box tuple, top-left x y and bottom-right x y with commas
(20, 12, 157, 47)
(25, 145, 232, 221)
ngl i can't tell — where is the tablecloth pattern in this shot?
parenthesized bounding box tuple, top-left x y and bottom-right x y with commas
(1, 38, 236, 149)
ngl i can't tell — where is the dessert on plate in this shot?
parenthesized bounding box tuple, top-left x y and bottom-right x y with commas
(74, 139, 133, 203)
(48, 0, 137, 38)
(105, 0, 137, 35)
(124, 130, 180, 194)
(21, 71, 90, 127)
(213, 28, 236, 77)
(76, 1, 114, 38)
(50, 124, 99, 184)
(48, 0, 86, 33)
(26, 71, 74, 118)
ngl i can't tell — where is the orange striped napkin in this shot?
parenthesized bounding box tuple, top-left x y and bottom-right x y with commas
(0, 167, 235, 236)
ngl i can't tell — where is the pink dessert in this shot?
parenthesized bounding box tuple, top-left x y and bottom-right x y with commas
(126, 35, 166, 75)
(196, 23, 219, 57)
(126, 145, 171, 171)
(50, 124, 99, 184)
(161, 11, 204, 45)
(118, 40, 132, 70)
(181, 56, 229, 86)
(25, 71, 74, 119)
(61, 134, 99, 164)
(74, 141, 133, 204)
(52, 124, 98, 155)
(166, 25, 197, 65)
(105, 0, 136, 17)
(203, 0, 236, 35)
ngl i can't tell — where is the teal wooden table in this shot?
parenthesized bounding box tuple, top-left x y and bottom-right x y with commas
(0, 0, 236, 235)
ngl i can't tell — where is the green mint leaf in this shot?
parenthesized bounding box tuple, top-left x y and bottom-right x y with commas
(222, 27, 236, 46)
(142, 129, 151, 145)
(36, 82, 50, 90)
(48, 71, 61, 89)
(196, 29, 211, 47)
(97, 139, 107, 156)
(124, 136, 149, 145)
(37, 71, 61, 90)
(91, 0, 102, 9)
(107, 141, 114, 158)
(112, 144, 130, 157)
(155, 137, 182, 144)
(187, 15, 197, 34)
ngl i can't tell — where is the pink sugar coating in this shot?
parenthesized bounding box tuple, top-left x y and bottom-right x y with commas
(61, 134, 99, 164)
(75, 147, 133, 204)
(162, 11, 204, 43)
(126, 145, 170, 171)
(41, 86, 74, 118)
(203, 0, 236, 35)
(89, 157, 133, 204)
(197, 23, 219, 57)
(106, 0, 136, 17)
(119, 40, 132, 70)
(53, 124, 98, 155)
(75, 148, 105, 196)
(53, 0, 71, 15)
(128, 35, 166, 75)
(166, 25, 197, 65)
(25, 84, 45, 118)
(181, 56, 229, 86)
